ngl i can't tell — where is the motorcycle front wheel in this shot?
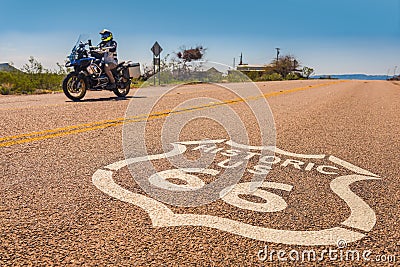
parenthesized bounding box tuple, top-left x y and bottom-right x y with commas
(62, 73, 87, 101)
(113, 80, 130, 97)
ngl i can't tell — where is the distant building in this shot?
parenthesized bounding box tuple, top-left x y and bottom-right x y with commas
(205, 67, 223, 75)
(236, 64, 266, 72)
(235, 53, 267, 74)
(235, 63, 270, 79)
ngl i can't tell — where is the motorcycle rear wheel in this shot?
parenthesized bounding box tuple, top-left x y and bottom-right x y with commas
(62, 73, 87, 101)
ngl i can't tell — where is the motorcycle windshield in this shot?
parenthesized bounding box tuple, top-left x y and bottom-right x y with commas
(72, 34, 89, 51)
(69, 34, 90, 61)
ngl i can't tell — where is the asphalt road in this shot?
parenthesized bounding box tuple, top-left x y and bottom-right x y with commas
(1, 80, 399, 266)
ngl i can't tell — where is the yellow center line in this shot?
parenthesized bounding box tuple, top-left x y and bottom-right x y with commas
(0, 81, 344, 148)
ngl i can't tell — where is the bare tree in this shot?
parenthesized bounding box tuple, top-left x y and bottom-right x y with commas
(272, 55, 300, 78)
(174, 45, 207, 78)
(176, 46, 206, 62)
(22, 56, 44, 74)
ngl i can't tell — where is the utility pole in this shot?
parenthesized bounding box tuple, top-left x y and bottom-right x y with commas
(233, 57, 235, 69)
(275, 48, 280, 62)
(239, 53, 243, 65)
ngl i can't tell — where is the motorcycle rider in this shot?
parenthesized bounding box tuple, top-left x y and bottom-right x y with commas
(98, 29, 118, 89)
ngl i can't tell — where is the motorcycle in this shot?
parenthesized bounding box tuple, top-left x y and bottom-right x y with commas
(63, 35, 141, 101)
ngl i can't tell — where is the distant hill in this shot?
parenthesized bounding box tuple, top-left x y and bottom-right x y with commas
(0, 63, 20, 72)
(312, 74, 388, 80)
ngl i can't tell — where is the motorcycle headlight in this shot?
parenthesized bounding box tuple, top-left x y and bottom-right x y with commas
(68, 54, 78, 62)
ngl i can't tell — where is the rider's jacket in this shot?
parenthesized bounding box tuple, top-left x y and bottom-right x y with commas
(99, 40, 118, 65)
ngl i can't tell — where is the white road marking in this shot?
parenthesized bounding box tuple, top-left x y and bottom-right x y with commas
(177, 139, 226, 145)
(219, 182, 292, 213)
(305, 162, 315, 171)
(330, 174, 380, 232)
(316, 165, 339, 175)
(217, 159, 244, 169)
(92, 140, 381, 246)
(260, 155, 281, 164)
(329, 155, 380, 177)
(226, 140, 326, 159)
(105, 143, 187, 171)
(281, 159, 304, 170)
(148, 168, 218, 191)
(92, 169, 366, 246)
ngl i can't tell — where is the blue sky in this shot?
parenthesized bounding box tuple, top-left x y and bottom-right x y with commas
(1, 0, 399, 74)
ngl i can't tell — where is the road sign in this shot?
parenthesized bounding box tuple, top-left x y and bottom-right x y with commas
(151, 41, 163, 57)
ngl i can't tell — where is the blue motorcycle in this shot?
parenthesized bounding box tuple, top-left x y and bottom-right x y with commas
(63, 35, 140, 101)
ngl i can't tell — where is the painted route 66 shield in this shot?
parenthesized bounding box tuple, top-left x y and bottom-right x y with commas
(92, 139, 380, 246)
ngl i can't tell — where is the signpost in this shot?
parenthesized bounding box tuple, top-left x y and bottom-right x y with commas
(151, 41, 163, 86)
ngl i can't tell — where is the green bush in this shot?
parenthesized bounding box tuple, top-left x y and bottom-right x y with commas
(256, 73, 283, 81)
(226, 71, 250, 82)
(286, 72, 300, 80)
(0, 57, 66, 95)
(0, 71, 64, 95)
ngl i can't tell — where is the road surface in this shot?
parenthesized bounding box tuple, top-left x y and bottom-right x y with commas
(1, 80, 399, 265)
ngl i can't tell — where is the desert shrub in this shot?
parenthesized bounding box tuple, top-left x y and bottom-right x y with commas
(0, 57, 65, 95)
(226, 71, 249, 82)
(286, 72, 300, 80)
(256, 73, 283, 81)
